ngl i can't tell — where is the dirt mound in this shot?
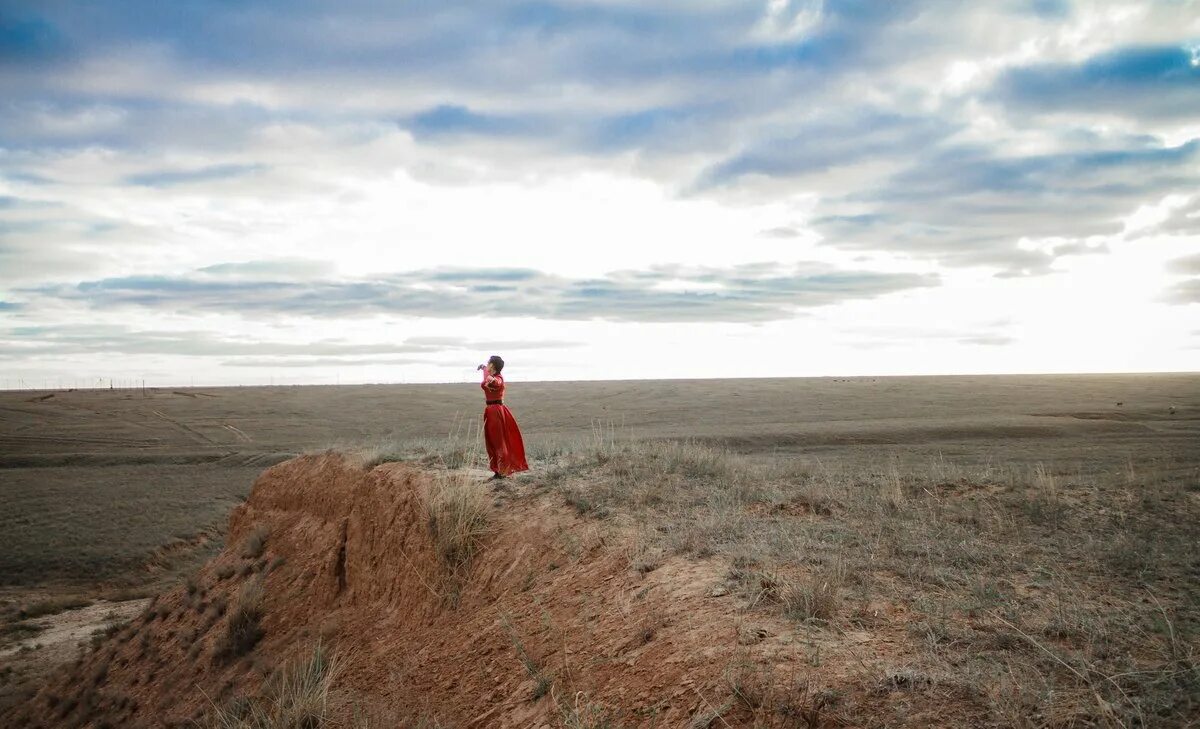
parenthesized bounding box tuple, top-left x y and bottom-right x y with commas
(1, 453, 973, 728)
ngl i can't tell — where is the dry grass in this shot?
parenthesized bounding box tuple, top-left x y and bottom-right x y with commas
(0, 463, 248, 587)
(779, 562, 843, 623)
(527, 436, 1200, 726)
(2, 597, 93, 622)
(2, 378, 1196, 726)
(241, 525, 270, 560)
(347, 413, 488, 472)
(422, 473, 491, 574)
(201, 641, 337, 729)
(215, 578, 265, 662)
(556, 692, 616, 729)
(500, 612, 554, 700)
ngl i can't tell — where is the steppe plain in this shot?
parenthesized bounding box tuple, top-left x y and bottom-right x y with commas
(1, 373, 1197, 726)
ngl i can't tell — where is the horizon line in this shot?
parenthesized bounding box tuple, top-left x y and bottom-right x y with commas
(3, 369, 1198, 393)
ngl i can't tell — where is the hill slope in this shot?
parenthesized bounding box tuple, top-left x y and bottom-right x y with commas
(8, 453, 891, 727)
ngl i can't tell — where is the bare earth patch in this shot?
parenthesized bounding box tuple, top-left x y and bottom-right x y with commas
(1, 599, 149, 662)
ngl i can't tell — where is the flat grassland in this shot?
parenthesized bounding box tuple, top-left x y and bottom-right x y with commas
(1, 374, 1198, 723)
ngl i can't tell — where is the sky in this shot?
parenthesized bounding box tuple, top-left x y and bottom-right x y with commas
(1, 0, 1198, 387)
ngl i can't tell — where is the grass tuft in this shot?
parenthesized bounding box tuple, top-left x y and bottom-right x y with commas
(215, 578, 264, 662)
(422, 474, 491, 573)
(240, 526, 270, 560)
(200, 641, 337, 728)
(780, 564, 843, 623)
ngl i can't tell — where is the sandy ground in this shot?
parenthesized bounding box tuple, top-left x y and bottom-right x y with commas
(1, 599, 150, 678)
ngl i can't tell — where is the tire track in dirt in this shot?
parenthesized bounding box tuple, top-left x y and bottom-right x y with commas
(222, 424, 252, 442)
(12, 399, 180, 450)
(151, 409, 218, 445)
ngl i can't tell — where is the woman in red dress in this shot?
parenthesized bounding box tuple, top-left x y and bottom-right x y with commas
(477, 355, 529, 480)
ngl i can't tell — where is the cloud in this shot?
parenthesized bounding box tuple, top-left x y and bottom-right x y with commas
(697, 109, 956, 187)
(124, 163, 266, 187)
(198, 258, 335, 280)
(406, 336, 583, 351)
(1, 0, 1197, 383)
(808, 138, 1200, 274)
(991, 45, 1200, 120)
(1148, 196, 1200, 237)
(1025, 0, 1071, 19)
(0, 324, 583, 360)
(222, 356, 434, 368)
(841, 321, 1017, 349)
(0, 326, 434, 359)
(406, 105, 543, 140)
(959, 334, 1015, 346)
(1167, 253, 1200, 276)
(1163, 278, 1200, 305)
(28, 262, 940, 323)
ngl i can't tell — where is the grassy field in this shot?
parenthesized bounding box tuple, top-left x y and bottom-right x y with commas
(516, 438, 1199, 724)
(2, 374, 1193, 588)
(1, 374, 1197, 723)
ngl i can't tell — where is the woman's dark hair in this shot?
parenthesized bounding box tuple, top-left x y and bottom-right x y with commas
(488, 355, 504, 373)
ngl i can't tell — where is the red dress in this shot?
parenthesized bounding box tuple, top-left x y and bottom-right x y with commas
(481, 370, 528, 476)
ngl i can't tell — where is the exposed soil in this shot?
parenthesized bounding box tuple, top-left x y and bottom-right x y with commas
(2, 453, 991, 728)
(0, 599, 150, 666)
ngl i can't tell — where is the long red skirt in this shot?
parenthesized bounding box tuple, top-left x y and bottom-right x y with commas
(483, 404, 528, 476)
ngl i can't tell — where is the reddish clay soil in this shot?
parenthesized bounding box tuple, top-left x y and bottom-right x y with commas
(3, 454, 989, 728)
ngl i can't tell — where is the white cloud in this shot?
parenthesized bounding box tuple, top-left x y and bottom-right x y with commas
(1, 0, 1196, 384)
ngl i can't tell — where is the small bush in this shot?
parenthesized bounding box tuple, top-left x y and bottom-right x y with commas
(17, 598, 92, 620)
(0, 621, 44, 642)
(780, 571, 841, 622)
(215, 565, 235, 580)
(215, 579, 264, 662)
(631, 548, 663, 576)
(241, 526, 270, 560)
(89, 662, 108, 687)
(564, 488, 594, 515)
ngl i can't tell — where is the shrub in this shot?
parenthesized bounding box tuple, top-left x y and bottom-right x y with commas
(781, 571, 841, 622)
(16, 597, 92, 620)
(215, 579, 264, 662)
(241, 526, 270, 560)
